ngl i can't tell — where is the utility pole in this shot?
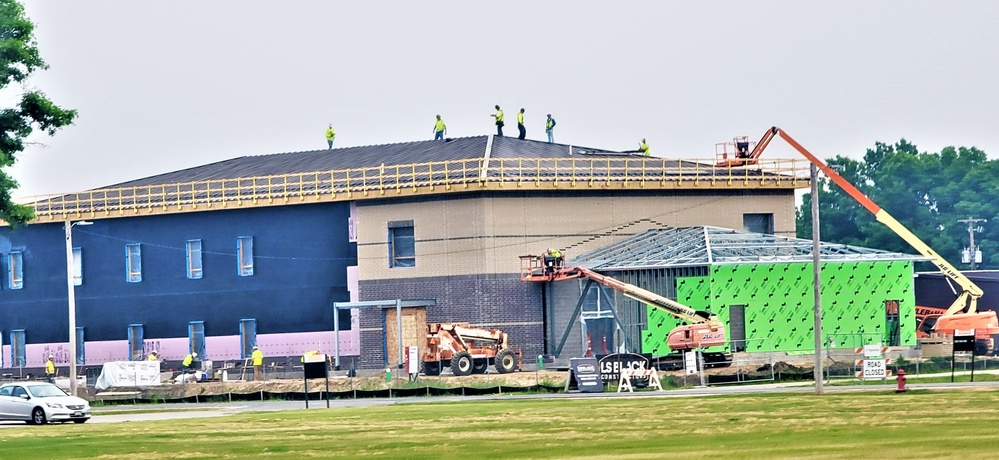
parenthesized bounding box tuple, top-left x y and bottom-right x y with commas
(811, 163, 823, 396)
(958, 217, 987, 270)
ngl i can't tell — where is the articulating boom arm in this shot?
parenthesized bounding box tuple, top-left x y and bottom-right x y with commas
(774, 127, 984, 317)
(557, 266, 714, 325)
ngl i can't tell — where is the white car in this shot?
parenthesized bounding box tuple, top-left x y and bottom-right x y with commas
(0, 382, 91, 424)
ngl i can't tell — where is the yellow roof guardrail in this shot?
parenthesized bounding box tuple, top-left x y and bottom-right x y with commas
(16, 157, 811, 223)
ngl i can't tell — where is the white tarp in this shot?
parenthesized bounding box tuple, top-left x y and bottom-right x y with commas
(94, 361, 162, 390)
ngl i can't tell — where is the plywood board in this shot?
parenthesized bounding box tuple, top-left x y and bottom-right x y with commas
(385, 307, 426, 365)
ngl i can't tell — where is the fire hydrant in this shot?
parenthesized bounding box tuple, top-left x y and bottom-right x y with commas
(895, 368, 907, 393)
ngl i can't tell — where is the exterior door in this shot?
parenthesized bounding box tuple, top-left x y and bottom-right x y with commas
(729, 305, 747, 352)
(384, 307, 426, 366)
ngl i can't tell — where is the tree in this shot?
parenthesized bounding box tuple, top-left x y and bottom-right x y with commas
(797, 140, 998, 269)
(0, 0, 77, 227)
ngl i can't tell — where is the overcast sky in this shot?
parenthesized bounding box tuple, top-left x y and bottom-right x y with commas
(8, 1, 999, 199)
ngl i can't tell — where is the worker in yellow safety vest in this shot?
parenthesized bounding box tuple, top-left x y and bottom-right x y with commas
(433, 115, 447, 141)
(147, 350, 158, 361)
(325, 124, 336, 149)
(517, 108, 526, 139)
(639, 139, 650, 156)
(45, 355, 56, 383)
(251, 346, 265, 381)
(491, 105, 504, 136)
(182, 352, 197, 371)
(301, 350, 320, 363)
(545, 114, 556, 143)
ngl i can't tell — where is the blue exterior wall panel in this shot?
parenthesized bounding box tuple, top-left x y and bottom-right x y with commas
(0, 203, 355, 344)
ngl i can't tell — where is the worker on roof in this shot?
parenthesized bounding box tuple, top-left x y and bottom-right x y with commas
(251, 345, 265, 381)
(147, 350, 158, 361)
(45, 355, 56, 383)
(325, 124, 336, 149)
(433, 115, 447, 141)
(545, 114, 556, 144)
(491, 105, 504, 137)
(639, 138, 650, 157)
(517, 108, 526, 140)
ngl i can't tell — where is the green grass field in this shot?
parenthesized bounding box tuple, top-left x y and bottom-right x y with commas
(5, 389, 999, 459)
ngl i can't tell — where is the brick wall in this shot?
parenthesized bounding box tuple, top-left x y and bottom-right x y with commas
(356, 273, 543, 369)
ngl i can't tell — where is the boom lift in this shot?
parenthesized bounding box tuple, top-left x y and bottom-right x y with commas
(520, 256, 729, 362)
(768, 127, 999, 353)
(715, 126, 778, 167)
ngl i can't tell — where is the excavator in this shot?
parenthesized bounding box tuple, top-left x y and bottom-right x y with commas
(760, 127, 999, 354)
(519, 256, 730, 363)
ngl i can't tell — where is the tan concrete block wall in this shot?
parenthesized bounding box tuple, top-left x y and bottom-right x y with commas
(357, 191, 796, 281)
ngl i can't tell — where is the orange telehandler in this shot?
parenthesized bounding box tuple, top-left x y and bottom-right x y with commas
(520, 256, 729, 362)
(760, 127, 999, 353)
(421, 323, 520, 376)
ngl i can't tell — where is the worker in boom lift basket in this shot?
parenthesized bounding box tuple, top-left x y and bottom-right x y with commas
(737, 140, 750, 158)
(544, 248, 564, 274)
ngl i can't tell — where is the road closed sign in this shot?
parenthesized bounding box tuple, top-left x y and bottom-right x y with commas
(861, 359, 887, 380)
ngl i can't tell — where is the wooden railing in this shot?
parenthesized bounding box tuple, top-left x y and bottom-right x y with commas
(18, 157, 811, 222)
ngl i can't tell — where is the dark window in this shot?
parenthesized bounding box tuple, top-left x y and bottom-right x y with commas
(388, 221, 415, 268)
(743, 213, 774, 235)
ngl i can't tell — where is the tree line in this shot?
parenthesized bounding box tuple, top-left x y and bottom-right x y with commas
(796, 139, 997, 270)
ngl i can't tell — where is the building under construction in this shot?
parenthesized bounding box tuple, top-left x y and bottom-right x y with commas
(1, 133, 916, 372)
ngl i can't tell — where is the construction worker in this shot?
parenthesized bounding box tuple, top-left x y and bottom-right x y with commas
(545, 114, 556, 143)
(736, 140, 750, 158)
(517, 108, 526, 139)
(182, 352, 197, 371)
(147, 350, 158, 361)
(433, 115, 447, 141)
(45, 355, 56, 383)
(251, 346, 264, 381)
(491, 105, 504, 136)
(544, 248, 563, 274)
(639, 138, 650, 156)
(325, 124, 336, 149)
(301, 350, 320, 363)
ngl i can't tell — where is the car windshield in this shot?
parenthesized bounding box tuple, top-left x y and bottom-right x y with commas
(27, 384, 68, 398)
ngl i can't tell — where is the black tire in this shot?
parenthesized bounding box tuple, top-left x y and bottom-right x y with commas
(975, 340, 990, 356)
(495, 349, 518, 374)
(30, 407, 46, 425)
(73, 419, 87, 424)
(472, 359, 489, 374)
(422, 360, 441, 376)
(451, 351, 473, 376)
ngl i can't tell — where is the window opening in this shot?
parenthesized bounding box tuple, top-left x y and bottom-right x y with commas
(126, 243, 142, 283)
(187, 239, 203, 279)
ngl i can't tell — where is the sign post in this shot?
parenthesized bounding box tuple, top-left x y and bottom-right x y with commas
(303, 353, 329, 409)
(952, 329, 976, 383)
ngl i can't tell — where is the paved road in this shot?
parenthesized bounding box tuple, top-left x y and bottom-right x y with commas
(2, 378, 997, 427)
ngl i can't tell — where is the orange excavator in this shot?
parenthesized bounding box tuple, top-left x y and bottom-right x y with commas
(764, 127, 999, 353)
(520, 256, 729, 361)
